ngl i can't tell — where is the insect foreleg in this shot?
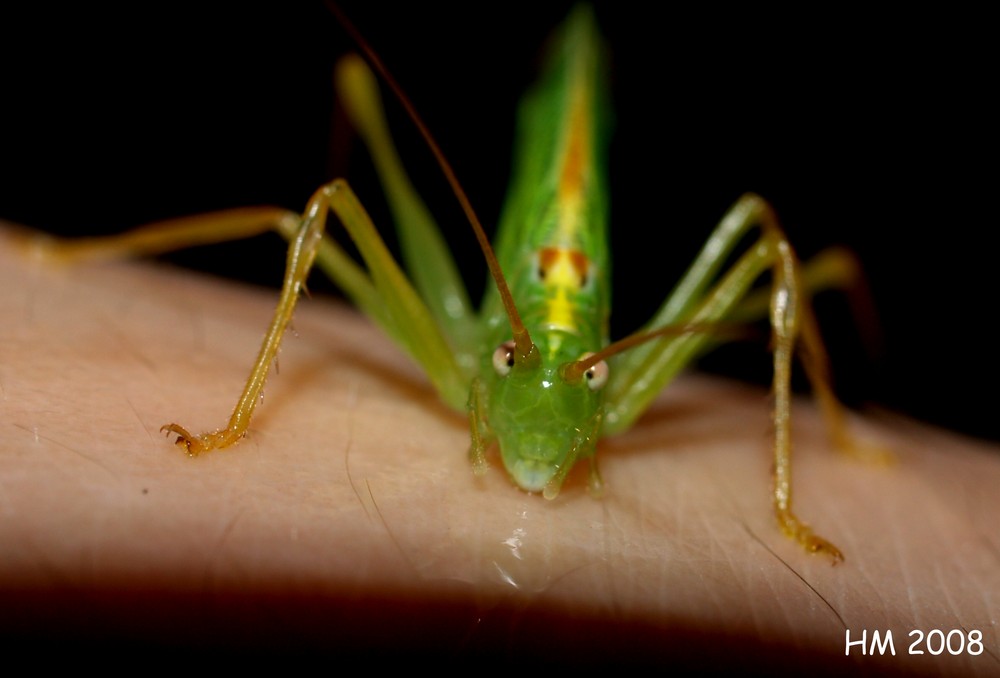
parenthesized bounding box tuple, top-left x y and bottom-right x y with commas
(604, 238, 772, 432)
(467, 377, 492, 476)
(605, 194, 863, 441)
(688, 237, 889, 466)
(155, 179, 467, 453)
(604, 195, 851, 561)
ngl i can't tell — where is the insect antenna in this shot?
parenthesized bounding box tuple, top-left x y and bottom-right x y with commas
(328, 3, 536, 361)
(562, 322, 758, 383)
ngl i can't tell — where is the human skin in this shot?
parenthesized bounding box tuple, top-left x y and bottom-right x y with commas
(1, 238, 998, 673)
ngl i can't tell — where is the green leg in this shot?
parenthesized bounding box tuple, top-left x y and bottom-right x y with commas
(467, 377, 493, 477)
(697, 244, 888, 464)
(18, 207, 390, 332)
(13, 52, 490, 451)
(606, 194, 849, 562)
(605, 194, 777, 430)
(21, 178, 468, 451)
(336, 55, 480, 369)
(160, 179, 467, 453)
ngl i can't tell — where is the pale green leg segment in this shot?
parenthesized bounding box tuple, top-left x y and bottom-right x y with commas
(154, 179, 468, 452)
(336, 55, 480, 373)
(467, 378, 492, 477)
(605, 193, 846, 561)
(24, 183, 467, 452)
(19, 205, 387, 332)
(605, 193, 779, 429)
(20, 54, 480, 452)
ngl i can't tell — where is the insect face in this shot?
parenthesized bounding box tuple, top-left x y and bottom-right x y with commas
(486, 333, 605, 496)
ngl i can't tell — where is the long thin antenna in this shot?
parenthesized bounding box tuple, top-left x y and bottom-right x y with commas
(328, 3, 535, 359)
(563, 322, 756, 383)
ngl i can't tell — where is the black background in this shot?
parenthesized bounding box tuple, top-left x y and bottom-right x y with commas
(2, 3, 994, 442)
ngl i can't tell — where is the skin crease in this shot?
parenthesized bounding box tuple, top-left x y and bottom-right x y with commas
(1, 241, 998, 673)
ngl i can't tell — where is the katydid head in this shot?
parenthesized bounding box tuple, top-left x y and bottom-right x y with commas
(486, 334, 608, 498)
(483, 322, 734, 497)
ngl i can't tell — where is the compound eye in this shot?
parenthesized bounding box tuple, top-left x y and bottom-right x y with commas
(492, 340, 517, 377)
(578, 352, 609, 391)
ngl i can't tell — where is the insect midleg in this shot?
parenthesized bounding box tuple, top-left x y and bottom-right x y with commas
(604, 193, 849, 561)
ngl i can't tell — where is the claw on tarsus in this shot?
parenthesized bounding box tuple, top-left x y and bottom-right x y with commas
(160, 423, 201, 456)
(778, 512, 845, 564)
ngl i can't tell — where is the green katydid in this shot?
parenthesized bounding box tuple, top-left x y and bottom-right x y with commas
(14, 5, 872, 562)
